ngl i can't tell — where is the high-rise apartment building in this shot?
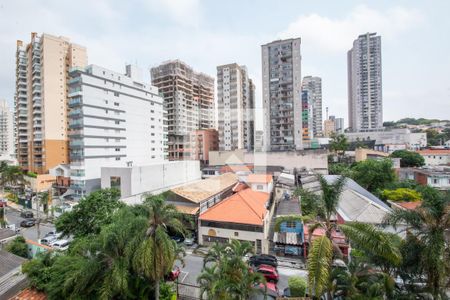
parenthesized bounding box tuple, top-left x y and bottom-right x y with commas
(301, 76, 322, 137)
(334, 117, 345, 134)
(301, 90, 313, 147)
(323, 118, 336, 137)
(262, 38, 302, 151)
(151, 60, 215, 160)
(254, 130, 264, 152)
(68, 65, 167, 197)
(188, 129, 218, 165)
(0, 100, 14, 156)
(217, 63, 255, 151)
(15, 33, 87, 173)
(348, 33, 383, 132)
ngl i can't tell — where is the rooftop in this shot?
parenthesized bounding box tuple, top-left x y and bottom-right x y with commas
(417, 149, 450, 156)
(171, 173, 238, 203)
(199, 188, 269, 225)
(0, 250, 26, 278)
(10, 288, 47, 300)
(246, 174, 273, 184)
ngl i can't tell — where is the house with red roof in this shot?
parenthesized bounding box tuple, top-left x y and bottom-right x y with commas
(245, 174, 274, 193)
(198, 187, 271, 254)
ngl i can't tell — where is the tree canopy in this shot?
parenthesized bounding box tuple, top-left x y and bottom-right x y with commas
(350, 159, 396, 193)
(391, 150, 425, 167)
(55, 188, 123, 238)
(381, 188, 422, 202)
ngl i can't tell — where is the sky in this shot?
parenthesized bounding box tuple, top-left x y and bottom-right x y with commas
(0, 0, 449, 129)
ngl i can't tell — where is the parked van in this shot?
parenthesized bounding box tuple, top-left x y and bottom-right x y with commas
(51, 239, 70, 251)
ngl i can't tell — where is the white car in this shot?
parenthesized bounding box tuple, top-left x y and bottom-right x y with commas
(39, 236, 57, 246)
(50, 239, 70, 251)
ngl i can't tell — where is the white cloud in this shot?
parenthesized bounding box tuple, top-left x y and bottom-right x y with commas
(279, 5, 424, 53)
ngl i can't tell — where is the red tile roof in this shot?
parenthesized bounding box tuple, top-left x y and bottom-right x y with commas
(303, 225, 347, 245)
(417, 149, 450, 156)
(396, 201, 422, 210)
(199, 188, 269, 225)
(220, 164, 254, 173)
(247, 174, 273, 184)
(10, 288, 47, 300)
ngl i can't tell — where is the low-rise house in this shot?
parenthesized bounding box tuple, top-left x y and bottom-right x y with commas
(302, 175, 392, 224)
(416, 149, 450, 166)
(169, 173, 239, 216)
(245, 174, 273, 193)
(303, 226, 349, 256)
(0, 250, 27, 299)
(399, 166, 450, 191)
(198, 187, 270, 254)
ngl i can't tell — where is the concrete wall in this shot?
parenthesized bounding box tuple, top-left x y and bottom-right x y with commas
(101, 160, 201, 199)
(209, 149, 328, 172)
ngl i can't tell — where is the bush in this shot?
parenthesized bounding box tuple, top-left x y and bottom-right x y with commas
(6, 236, 28, 258)
(26, 171, 38, 178)
(288, 276, 307, 297)
(381, 188, 421, 202)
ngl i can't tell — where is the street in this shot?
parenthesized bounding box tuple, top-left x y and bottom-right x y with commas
(175, 250, 308, 297)
(4, 206, 56, 242)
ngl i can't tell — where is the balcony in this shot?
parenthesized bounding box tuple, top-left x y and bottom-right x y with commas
(69, 120, 83, 129)
(68, 97, 82, 107)
(68, 109, 82, 117)
(32, 100, 41, 109)
(34, 134, 42, 141)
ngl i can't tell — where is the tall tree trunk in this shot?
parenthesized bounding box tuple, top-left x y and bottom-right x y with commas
(155, 280, 160, 300)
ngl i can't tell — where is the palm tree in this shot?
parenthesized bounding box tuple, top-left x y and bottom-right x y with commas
(132, 194, 185, 300)
(0, 165, 27, 195)
(305, 174, 402, 298)
(198, 240, 265, 300)
(384, 192, 450, 297)
(41, 207, 149, 299)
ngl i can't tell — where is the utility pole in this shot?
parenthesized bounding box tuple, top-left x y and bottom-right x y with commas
(35, 193, 41, 241)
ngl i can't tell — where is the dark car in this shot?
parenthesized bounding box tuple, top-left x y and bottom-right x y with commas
(20, 219, 35, 227)
(20, 211, 34, 218)
(249, 255, 278, 268)
(171, 236, 184, 243)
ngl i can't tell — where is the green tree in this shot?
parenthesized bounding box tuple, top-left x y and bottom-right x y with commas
(391, 150, 425, 167)
(384, 191, 450, 297)
(6, 236, 28, 258)
(329, 133, 349, 161)
(198, 240, 266, 300)
(55, 188, 123, 238)
(22, 252, 55, 291)
(350, 159, 396, 193)
(288, 276, 307, 297)
(381, 188, 422, 202)
(132, 194, 185, 300)
(305, 175, 401, 298)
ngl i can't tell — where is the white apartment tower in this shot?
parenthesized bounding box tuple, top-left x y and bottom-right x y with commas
(0, 100, 14, 156)
(68, 65, 167, 197)
(348, 33, 383, 132)
(301, 76, 322, 137)
(217, 63, 255, 151)
(262, 38, 302, 151)
(151, 60, 215, 160)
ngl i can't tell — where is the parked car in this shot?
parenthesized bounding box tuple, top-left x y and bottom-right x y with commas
(20, 219, 35, 227)
(256, 264, 279, 282)
(184, 237, 194, 246)
(20, 211, 34, 218)
(171, 235, 184, 243)
(249, 255, 278, 268)
(165, 266, 181, 281)
(51, 239, 70, 251)
(39, 236, 57, 246)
